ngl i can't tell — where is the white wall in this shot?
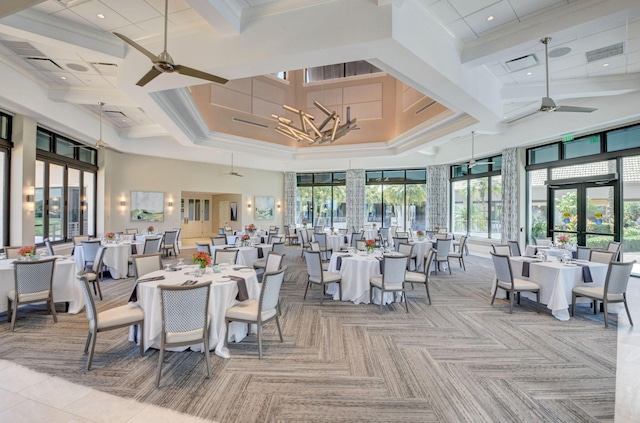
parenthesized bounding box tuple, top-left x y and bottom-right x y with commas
(102, 150, 284, 236)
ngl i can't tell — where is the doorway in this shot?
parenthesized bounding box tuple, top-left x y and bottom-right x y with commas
(181, 196, 211, 238)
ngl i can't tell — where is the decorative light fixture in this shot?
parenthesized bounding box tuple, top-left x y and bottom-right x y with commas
(272, 101, 358, 145)
(168, 201, 173, 207)
(25, 186, 35, 211)
(120, 201, 126, 206)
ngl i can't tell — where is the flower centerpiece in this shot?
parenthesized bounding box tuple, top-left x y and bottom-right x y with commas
(246, 223, 256, 235)
(372, 223, 377, 229)
(556, 234, 570, 248)
(416, 230, 425, 240)
(241, 234, 251, 246)
(434, 225, 441, 232)
(302, 220, 308, 228)
(192, 251, 212, 269)
(147, 225, 154, 234)
(365, 239, 376, 254)
(329, 226, 335, 234)
(18, 245, 37, 259)
(104, 232, 115, 242)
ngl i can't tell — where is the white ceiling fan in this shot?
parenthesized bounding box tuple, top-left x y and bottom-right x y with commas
(229, 154, 243, 177)
(113, 0, 228, 87)
(467, 131, 495, 169)
(72, 102, 118, 151)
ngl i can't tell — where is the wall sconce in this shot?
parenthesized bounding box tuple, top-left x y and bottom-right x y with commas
(80, 201, 87, 211)
(247, 202, 252, 209)
(120, 200, 126, 206)
(277, 202, 281, 209)
(168, 201, 173, 207)
(25, 186, 35, 211)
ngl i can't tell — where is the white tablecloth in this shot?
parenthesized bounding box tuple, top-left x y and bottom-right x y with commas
(212, 245, 272, 267)
(497, 257, 609, 321)
(524, 245, 573, 258)
(0, 257, 85, 314)
(132, 265, 260, 358)
(74, 241, 143, 279)
(326, 251, 401, 305)
(409, 239, 436, 271)
(362, 229, 379, 241)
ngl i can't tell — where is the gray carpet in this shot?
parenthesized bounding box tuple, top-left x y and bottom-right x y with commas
(0, 246, 617, 422)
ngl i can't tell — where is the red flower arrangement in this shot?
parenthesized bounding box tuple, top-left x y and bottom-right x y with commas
(147, 225, 154, 233)
(365, 239, 376, 251)
(105, 232, 115, 240)
(246, 223, 256, 234)
(416, 230, 425, 237)
(18, 245, 37, 257)
(192, 251, 212, 268)
(241, 234, 251, 241)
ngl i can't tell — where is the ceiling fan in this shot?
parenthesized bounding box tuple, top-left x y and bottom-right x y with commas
(72, 102, 117, 151)
(467, 131, 494, 169)
(113, 0, 228, 87)
(229, 154, 243, 177)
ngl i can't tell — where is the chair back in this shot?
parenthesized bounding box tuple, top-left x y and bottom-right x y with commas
(435, 239, 452, 256)
(81, 240, 101, 264)
(14, 258, 56, 298)
(507, 240, 521, 256)
(214, 249, 238, 264)
(211, 237, 227, 246)
(396, 231, 409, 238)
(299, 228, 310, 244)
(125, 228, 138, 234)
(313, 225, 323, 233)
(425, 231, 436, 239)
(259, 267, 287, 316)
(351, 225, 357, 235)
(163, 230, 178, 245)
(309, 241, 320, 252)
(132, 253, 163, 279)
(492, 244, 511, 256)
(605, 261, 635, 295)
(269, 235, 283, 244)
(159, 282, 211, 342)
(435, 233, 448, 240)
(218, 228, 226, 236)
(457, 235, 468, 250)
(590, 249, 614, 264)
(393, 237, 408, 251)
(73, 235, 90, 246)
(339, 228, 348, 235)
(355, 240, 367, 251)
(379, 227, 390, 241)
(4, 246, 22, 259)
(381, 255, 407, 286)
(196, 242, 212, 255)
(315, 233, 328, 249)
(490, 252, 513, 285)
(304, 251, 323, 279)
(272, 242, 285, 254)
(91, 246, 108, 274)
(607, 241, 622, 261)
(397, 243, 414, 270)
(351, 231, 363, 242)
(264, 252, 284, 273)
(44, 238, 55, 256)
(533, 237, 552, 246)
(423, 248, 436, 274)
(143, 236, 162, 254)
(576, 246, 591, 260)
(78, 277, 97, 324)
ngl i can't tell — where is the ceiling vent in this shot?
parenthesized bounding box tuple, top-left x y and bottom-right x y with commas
(0, 40, 45, 57)
(415, 100, 437, 116)
(586, 42, 624, 63)
(105, 110, 127, 118)
(232, 117, 268, 129)
(26, 57, 63, 71)
(505, 54, 538, 72)
(91, 62, 118, 76)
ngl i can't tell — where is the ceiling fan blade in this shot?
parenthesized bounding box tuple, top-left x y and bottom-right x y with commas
(113, 33, 158, 62)
(174, 65, 228, 85)
(136, 67, 162, 86)
(555, 105, 597, 113)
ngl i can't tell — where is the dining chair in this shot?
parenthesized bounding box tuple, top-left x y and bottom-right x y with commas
(257, 252, 285, 282)
(78, 277, 144, 370)
(434, 233, 449, 240)
(491, 244, 512, 256)
(269, 235, 283, 244)
(355, 240, 367, 251)
(533, 237, 552, 246)
(72, 235, 90, 247)
(132, 253, 163, 280)
(397, 242, 416, 271)
(576, 246, 592, 260)
(196, 242, 212, 255)
(284, 225, 298, 245)
(490, 252, 540, 314)
(434, 239, 452, 274)
(43, 238, 55, 256)
(314, 233, 332, 260)
(396, 231, 409, 238)
(161, 230, 178, 257)
(211, 236, 227, 246)
(590, 250, 615, 264)
(370, 254, 409, 312)
(425, 230, 436, 239)
(125, 228, 139, 234)
(379, 227, 390, 247)
(308, 242, 329, 270)
(507, 240, 521, 257)
(452, 233, 469, 256)
(392, 237, 409, 251)
(80, 240, 101, 272)
(143, 236, 163, 254)
(225, 267, 287, 359)
(303, 251, 341, 305)
(77, 245, 107, 300)
(571, 260, 635, 327)
(449, 235, 468, 270)
(4, 246, 22, 259)
(299, 228, 311, 257)
(173, 228, 181, 254)
(157, 281, 211, 385)
(8, 258, 57, 331)
(214, 249, 238, 265)
(607, 241, 622, 261)
(254, 249, 284, 274)
(404, 247, 435, 304)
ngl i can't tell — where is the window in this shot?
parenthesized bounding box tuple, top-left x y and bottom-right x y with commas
(296, 172, 346, 228)
(563, 135, 601, 159)
(0, 111, 10, 248)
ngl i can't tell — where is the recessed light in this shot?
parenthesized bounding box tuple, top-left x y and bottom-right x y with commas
(60, 76, 67, 80)
(486, 15, 495, 21)
(603, 63, 609, 67)
(526, 72, 532, 76)
(97, 13, 105, 19)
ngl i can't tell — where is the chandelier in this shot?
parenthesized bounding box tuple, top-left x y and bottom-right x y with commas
(272, 101, 358, 144)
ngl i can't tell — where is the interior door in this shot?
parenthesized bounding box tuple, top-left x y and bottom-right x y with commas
(219, 201, 230, 230)
(181, 196, 211, 238)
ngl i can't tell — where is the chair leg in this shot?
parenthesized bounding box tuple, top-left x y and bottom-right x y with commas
(84, 331, 92, 354)
(49, 297, 58, 323)
(460, 257, 466, 271)
(509, 290, 514, 314)
(275, 316, 283, 342)
(593, 300, 598, 315)
(320, 283, 324, 305)
(379, 288, 384, 311)
(257, 323, 263, 360)
(86, 329, 97, 370)
(138, 322, 145, 356)
(10, 303, 17, 331)
(203, 325, 211, 378)
(571, 293, 576, 317)
(490, 280, 498, 305)
(404, 291, 409, 313)
(369, 285, 373, 304)
(425, 282, 431, 305)
(156, 346, 165, 387)
(7, 298, 11, 322)
(303, 281, 310, 300)
(447, 258, 451, 275)
(536, 291, 540, 313)
(338, 281, 342, 301)
(95, 280, 103, 301)
(603, 300, 609, 328)
(623, 295, 634, 326)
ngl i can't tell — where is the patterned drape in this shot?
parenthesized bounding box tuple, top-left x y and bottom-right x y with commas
(284, 172, 297, 227)
(426, 165, 449, 230)
(501, 148, 519, 242)
(346, 169, 366, 232)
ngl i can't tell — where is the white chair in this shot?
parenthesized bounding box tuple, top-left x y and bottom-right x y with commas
(214, 249, 238, 264)
(156, 281, 211, 385)
(80, 240, 101, 272)
(314, 232, 332, 261)
(211, 236, 227, 246)
(8, 258, 57, 331)
(590, 250, 615, 264)
(404, 247, 435, 304)
(576, 246, 591, 260)
(571, 260, 635, 327)
(449, 235, 468, 270)
(607, 241, 622, 261)
(225, 267, 287, 359)
(254, 251, 285, 281)
(4, 246, 22, 259)
(392, 237, 408, 251)
(434, 239, 452, 274)
(533, 237, 552, 246)
(491, 244, 512, 256)
(370, 254, 409, 312)
(161, 230, 178, 257)
(76, 245, 107, 301)
(299, 228, 311, 257)
(303, 251, 341, 304)
(132, 253, 163, 280)
(490, 252, 540, 314)
(78, 277, 144, 370)
(397, 242, 416, 270)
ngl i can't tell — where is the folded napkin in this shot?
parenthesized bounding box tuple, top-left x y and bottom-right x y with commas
(130, 244, 137, 255)
(128, 275, 165, 302)
(257, 247, 264, 259)
(137, 275, 165, 283)
(575, 263, 593, 283)
(336, 255, 351, 271)
(522, 261, 531, 277)
(227, 275, 249, 301)
(260, 236, 266, 243)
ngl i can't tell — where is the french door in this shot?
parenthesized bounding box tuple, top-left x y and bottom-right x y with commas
(181, 196, 211, 238)
(548, 181, 619, 247)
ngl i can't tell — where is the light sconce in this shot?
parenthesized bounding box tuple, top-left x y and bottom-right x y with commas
(120, 200, 126, 206)
(25, 186, 35, 211)
(277, 202, 281, 209)
(168, 201, 173, 207)
(80, 201, 87, 211)
(247, 202, 252, 209)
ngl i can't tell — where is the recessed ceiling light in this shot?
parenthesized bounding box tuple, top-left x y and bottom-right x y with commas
(486, 15, 495, 21)
(60, 76, 67, 80)
(603, 63, 609, 67)
(526, 72, 532, 76)
(97, 13, 105, 19)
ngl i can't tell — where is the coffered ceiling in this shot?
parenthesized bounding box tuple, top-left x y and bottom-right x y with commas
(0, 0, 639, 171)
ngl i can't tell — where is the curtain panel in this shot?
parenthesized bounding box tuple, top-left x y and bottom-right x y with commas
(426, 165, 449, 230)
(284, 172, 297, 227)
(346, 169, 365, 232)
(500, 148, 519, 242)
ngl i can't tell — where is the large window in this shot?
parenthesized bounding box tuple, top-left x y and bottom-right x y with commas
(296, 173, 346, 228)
(35, 128, 97, 244)
(0, 112, 10, 248)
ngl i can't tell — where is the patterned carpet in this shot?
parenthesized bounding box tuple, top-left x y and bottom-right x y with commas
(0, 246, 617, 422)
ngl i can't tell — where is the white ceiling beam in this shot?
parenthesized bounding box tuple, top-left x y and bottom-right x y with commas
(119, 124, 169, 139)
(0, 0, 45, 19)
(48, 87, 137, 107)
(187, 0, 241, 36)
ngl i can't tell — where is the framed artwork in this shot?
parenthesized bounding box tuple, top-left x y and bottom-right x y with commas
(230, 202, 238, 221)
(130, 191, 164, 222)
(254, 196, 275, 220)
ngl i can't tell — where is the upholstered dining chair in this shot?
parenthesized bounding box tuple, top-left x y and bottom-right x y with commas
(299, 228, 311, 257)
(397, 242, 416, 271)
(355, 240, 367, 251)
(452, 233, 469, 256)
(125, 228, 138, 234)
(72, 235, 90, 255)
(449, 235, 468, 270)
(303, 251, 341, 305)
(43, 238, 55, 256)
(225, 267, 287, 359)
(196, 242, 212, 255)
(590, 250, 615, 264)
(314, 232, 332, 261)
(4, 246, 22, 259)
(308, 242, 329, 270)
(379, 227, 390, 247)
(78, 277, 144, 370)
(490, 252, 540, 314)
(370, 254, 409, 312)
(607, 241, 622, 261)
(214, 249, 238, 265)
(160, 230, 178, 257)
(80, 240, 101, 272)
(254, 251, 285, 281)
(434, 239, 452, 274)
(77, 246, 107, 300)
(8, 258, 57, 331)
(404, 248, 435, 304)
(533, 237, 553, 246)
(507, 240, 521, 257)
(571, 260, 635, 327)
(211, 236, 227, 246)
(576, 246, 592, 260)
(132, 253, 163, 280)
(491, 244, 512, 256)
(393, 237, 409, 252)
(157, 281, 211, 386)
(128, 238, 163, 276)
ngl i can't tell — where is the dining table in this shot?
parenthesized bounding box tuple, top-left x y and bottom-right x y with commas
(131, 264, 261, 358)
(497, 256, 609, 321)
(0, 256, 85, 314)
(74, 240, 143, 279)
(524, 245, 574, 258)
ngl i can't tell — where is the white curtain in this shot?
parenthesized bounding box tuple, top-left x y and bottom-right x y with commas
(346, 169, 365, 232)
(284, 172, 297, 227)
(501, 148, 519, 242)
(426, 165, 449, 230)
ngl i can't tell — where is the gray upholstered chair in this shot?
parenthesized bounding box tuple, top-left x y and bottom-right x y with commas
(80, 240, 101, 272)
(393, 237, 409, 252)
(299, 228, 311, 257)
(214, 249, 238, 265)
(571, 260, 635, 327)
(314, 232, 332, 261)
(254, 251, 285, 281)
(303, 251, 341, 304)
(576, 246, 592, 260)
(161, 230, 178, 257)
(491, 244, 512, 256)
(404, 247, 435, 304)
(490, 252, 540, 314)
(196, 242, 212, 255)
(607, 241, 622, 261)
(8, 258, 57, 331)
(211, 236, 227, 246)
(533, 237, 552, 246)
(434, 239, 452, 274)
(77, 245, 108, 300)
(4, 246, 22, 259)
(370, 254, 409, 312)
(590, 250, 615, 264)
(449, 235, 468, 270)
(507, 240, 521, 257)
(397, 242, 416, 270)
(225, 267, 287, 359)
(156, 281, 211, 385)
(78, 277, 144, 370)
(132, 253, 163, 280)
